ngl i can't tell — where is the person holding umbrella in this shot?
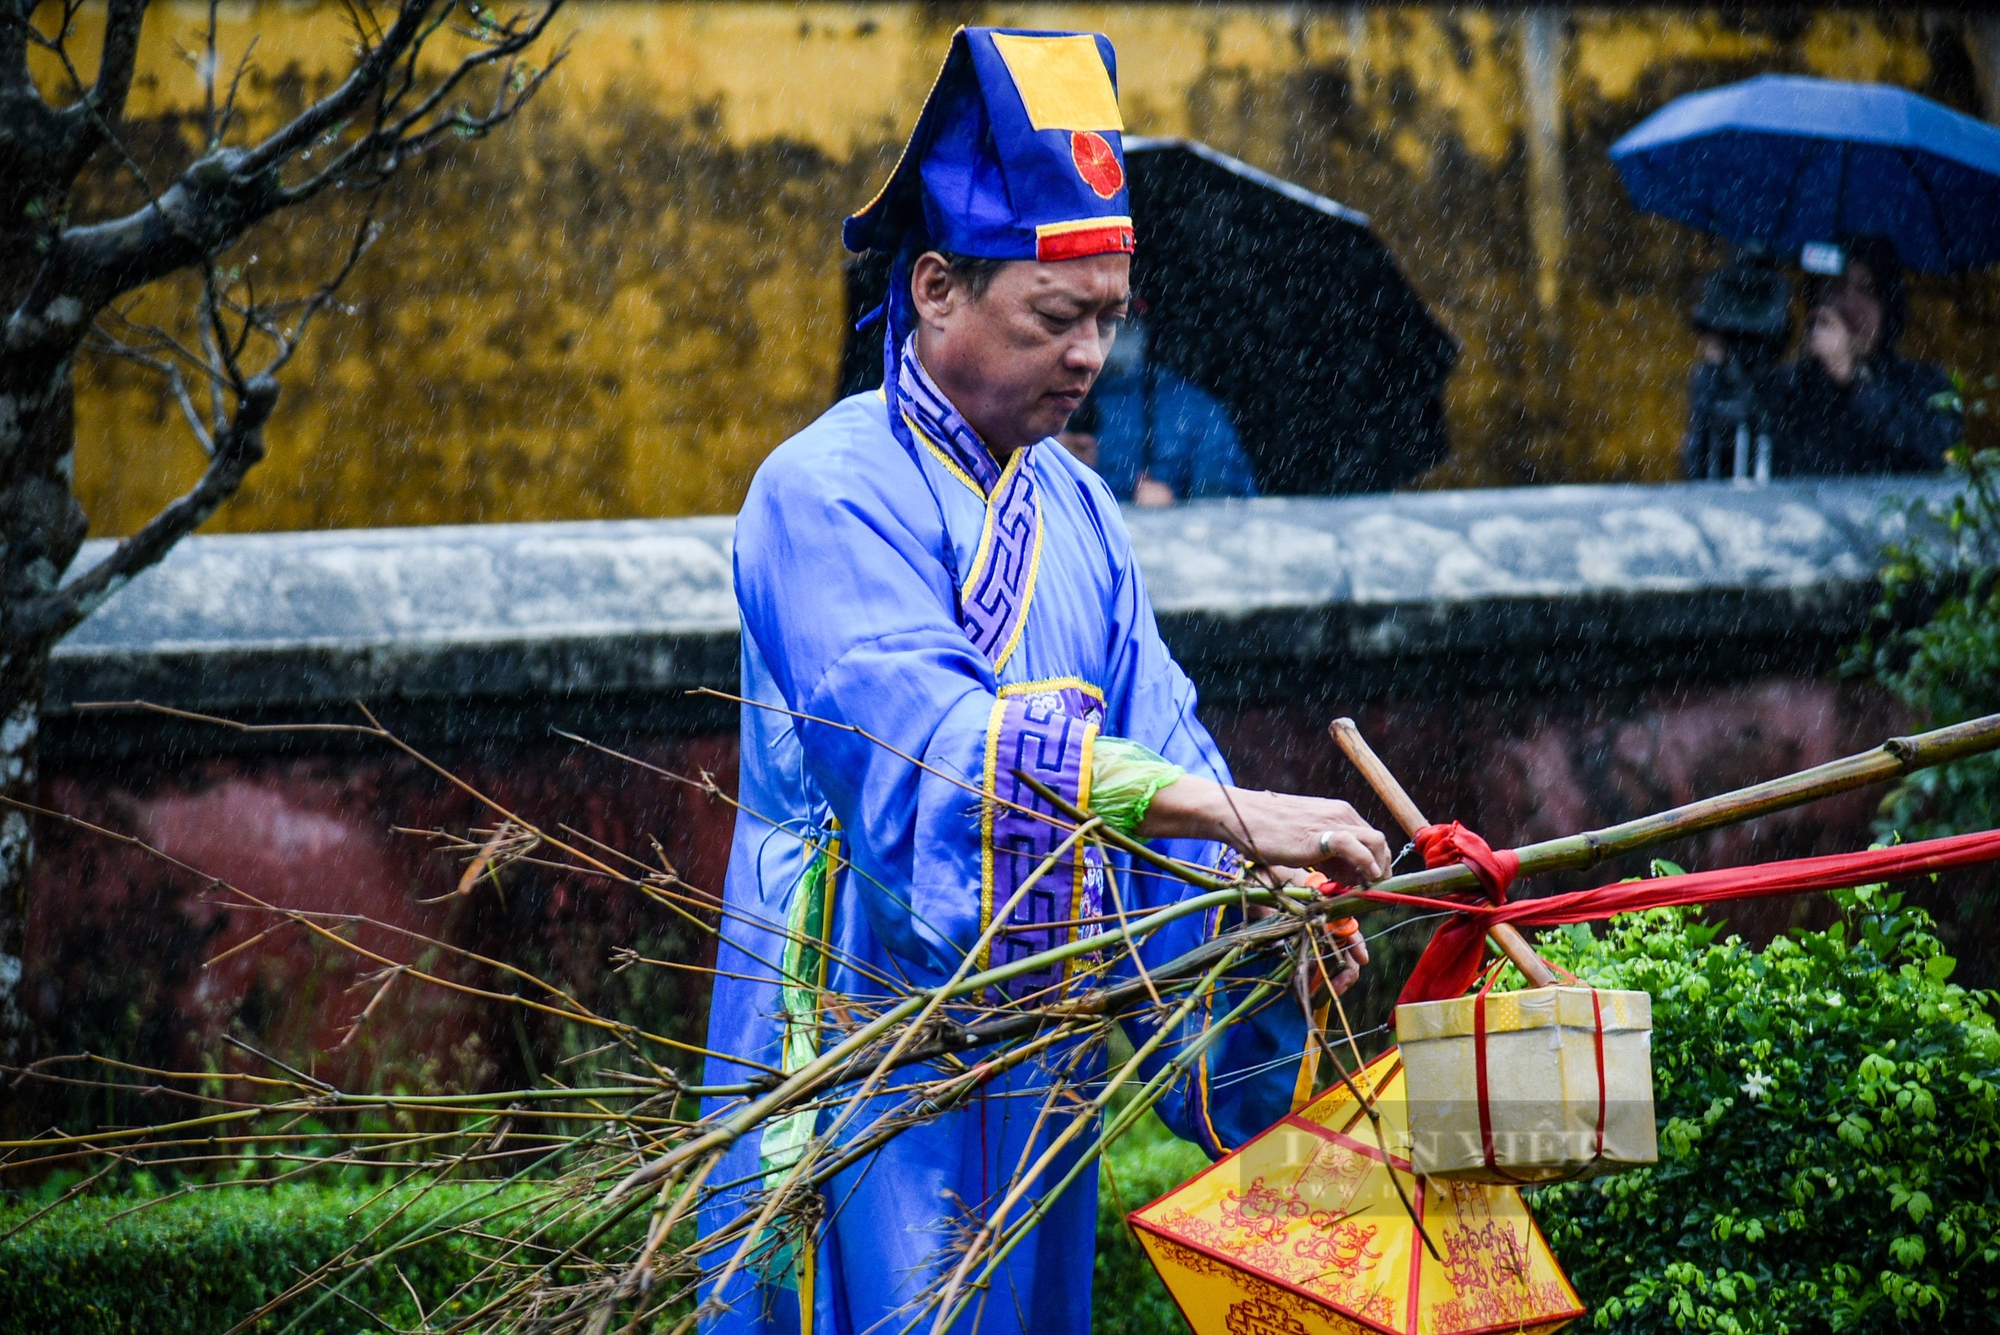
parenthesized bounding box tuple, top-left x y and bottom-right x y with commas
(1614, 73, 1994, 478)
(1764, 236, 1960, 476)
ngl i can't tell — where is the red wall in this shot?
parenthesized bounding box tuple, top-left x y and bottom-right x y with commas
(26, 675, 1984, 1100)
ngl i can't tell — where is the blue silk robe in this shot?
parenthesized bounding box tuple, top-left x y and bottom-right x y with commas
(698, 381, 1308, 1335)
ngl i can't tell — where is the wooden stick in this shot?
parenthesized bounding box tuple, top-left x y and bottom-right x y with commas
(1330, 717, 1559, 988)
(1370, 709, 2000, 901)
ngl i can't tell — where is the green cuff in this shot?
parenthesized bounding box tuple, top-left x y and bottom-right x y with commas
(1090, 735, 1186, 837)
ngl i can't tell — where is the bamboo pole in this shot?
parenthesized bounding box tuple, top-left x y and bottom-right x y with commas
(977, 710, 2000, 1062)
(1372, 709, 2000, 901)
(1329, 717, 1557, 987)
(869, 711, 2000, 1082)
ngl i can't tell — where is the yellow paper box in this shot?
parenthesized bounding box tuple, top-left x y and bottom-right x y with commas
(1129, 1049, 1583, 1335)
(1397, 987, 1657, 1184)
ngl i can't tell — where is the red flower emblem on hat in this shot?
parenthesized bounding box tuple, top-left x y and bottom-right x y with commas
(1071, 131, 1124, 199)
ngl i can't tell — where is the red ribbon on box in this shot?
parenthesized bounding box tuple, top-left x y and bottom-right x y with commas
(1347, 826, 2000, 1006)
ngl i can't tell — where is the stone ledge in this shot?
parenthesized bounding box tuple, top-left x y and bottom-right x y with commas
(49, 478, 1947, 735)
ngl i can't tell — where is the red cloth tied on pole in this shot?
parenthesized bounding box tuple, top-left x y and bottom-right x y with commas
(1372, 827, 2000, 1006)
(1413, 822, 1520, 900)
(1393, 822, 1523, 1006)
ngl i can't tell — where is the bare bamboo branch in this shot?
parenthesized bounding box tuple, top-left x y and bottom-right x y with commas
(7, 708, 1997, 1335)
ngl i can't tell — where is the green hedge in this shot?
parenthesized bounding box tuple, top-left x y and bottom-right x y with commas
(1088, 884, 2000, 1335)
(1856, 446, 2000, 844)
(1094, 1109, 1208, 1335)
(10, 886, 1997, 1335)
(0, 1180, 579, 1334)
(0, 1147, 1194, 1335)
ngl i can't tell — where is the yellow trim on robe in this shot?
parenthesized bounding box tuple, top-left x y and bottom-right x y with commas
(989, 514, 1044, 675)
(977, 692, 1010, 971)
(976, 678, 1109, 975)
(960, 447, 1025, 594)
(1065, 721, 1100, 986)
(1291, 999, 1330, 1113)
(1193, 903, 1228, 1154)
(908, 433, 1042, 675)
(799, 1237, 815, 1335)
(903, 411, 988, 499)
(1002, 677, 1104, 704)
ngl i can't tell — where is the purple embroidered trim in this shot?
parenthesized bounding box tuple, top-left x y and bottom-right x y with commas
(896, 341, 1112, 998)
(988, 687, 1107, 1002)
(897, 338, 1001, 494)
(897, 338, 1042, 667)
(960, 463, 1039, 664)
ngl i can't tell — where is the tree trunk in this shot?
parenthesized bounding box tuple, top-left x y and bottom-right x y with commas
(0, 0, 561, 1068)
(0, 210, 89, 1065)
(0, 670, 43, 1065)
(0, 377, 84, 1065)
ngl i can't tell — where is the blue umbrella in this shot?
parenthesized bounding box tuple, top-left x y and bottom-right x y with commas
(1610, 73, 2000, 273)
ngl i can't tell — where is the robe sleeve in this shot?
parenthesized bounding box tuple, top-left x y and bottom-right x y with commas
(733, 436, 1098, 984)
(1088, 494, 1314, 1157)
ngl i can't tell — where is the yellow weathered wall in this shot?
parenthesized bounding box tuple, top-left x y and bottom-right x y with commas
(63, 4, 2000, 535)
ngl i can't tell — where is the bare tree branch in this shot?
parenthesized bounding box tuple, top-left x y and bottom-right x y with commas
(275, 15, 568, 206)
(81, 0, 148, 132)
(14, 0, 151, 182)
(0, 0, 566, 1067)
(35, 200, 382, 650)
(15, 372, 275, 647)
(85, 327, 215, 454)
(8, 0, 563, 356)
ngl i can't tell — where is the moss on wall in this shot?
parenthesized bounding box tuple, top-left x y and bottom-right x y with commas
(62, 4, 2000, 534)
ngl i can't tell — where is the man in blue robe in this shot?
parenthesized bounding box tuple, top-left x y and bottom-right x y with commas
(699, 27, 1388, 1335)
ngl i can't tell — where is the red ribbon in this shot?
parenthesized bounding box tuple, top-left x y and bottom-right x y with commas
(1590, 988, 1607, 1162)
(1414, 821, 1520, 902)
(1471, 966, 1502, 1176)
(1368, 826, 2000, 1006)
(1453, 954, 1611, 1181)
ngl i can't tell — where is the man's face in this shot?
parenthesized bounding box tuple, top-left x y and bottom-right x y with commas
(912, 252, 1130, 454)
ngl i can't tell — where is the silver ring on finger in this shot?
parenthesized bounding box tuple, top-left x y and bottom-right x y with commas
(1316, 830, 1337, 857)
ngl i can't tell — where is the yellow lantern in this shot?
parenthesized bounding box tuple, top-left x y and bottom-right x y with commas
(1128, 1048, 1583, 1335)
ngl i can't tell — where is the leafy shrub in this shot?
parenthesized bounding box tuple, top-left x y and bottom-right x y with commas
(1533, 889, 2000, 1333)
(16, 884, 1996, 1335)
(1854, 446, 2000, 838)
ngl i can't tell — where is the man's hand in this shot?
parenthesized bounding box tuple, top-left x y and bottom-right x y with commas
(1132, 472, 1177, 508)
(1241, 866, 1371, 995)
(1137, 776, 1391, 884)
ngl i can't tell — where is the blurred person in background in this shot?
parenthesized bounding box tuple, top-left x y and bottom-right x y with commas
(1765, 236, 1960, 475)
(1058, 313, 1258, 506)
(1681, 247, 1791, 481)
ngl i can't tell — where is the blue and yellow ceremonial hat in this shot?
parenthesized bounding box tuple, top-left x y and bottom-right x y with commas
(844, 26, 1135, 263)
